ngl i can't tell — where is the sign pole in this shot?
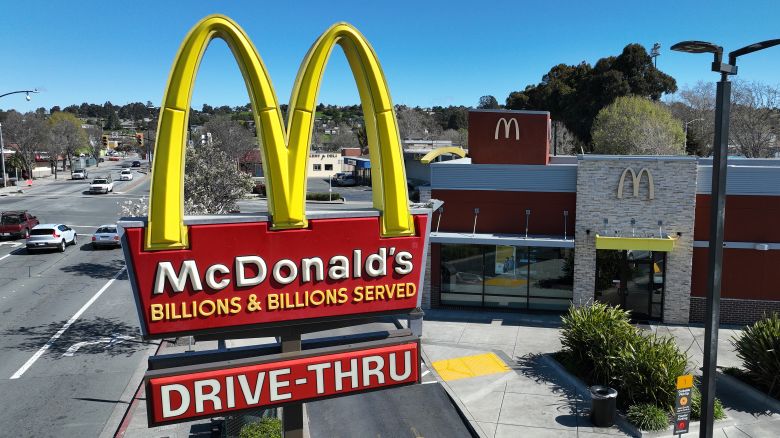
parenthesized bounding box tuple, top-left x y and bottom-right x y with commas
(281, 332, 304, 438)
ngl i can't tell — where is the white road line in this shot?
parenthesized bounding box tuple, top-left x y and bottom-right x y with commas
(9, 267, 126, 379)
(421, 370, 430, 378)
(0, 254, 11, 263)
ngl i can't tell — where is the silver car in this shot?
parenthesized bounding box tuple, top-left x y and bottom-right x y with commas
(92, 224, 120, 249)
(26, 224, 78, 252)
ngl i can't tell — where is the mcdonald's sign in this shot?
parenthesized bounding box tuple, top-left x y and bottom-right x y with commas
(119, 15, 431, 339)
(494, 117, 520, 140)
(617, 167, 655, 200)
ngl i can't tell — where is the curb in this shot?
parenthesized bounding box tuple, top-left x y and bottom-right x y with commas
(717, 371, 780, 413)
(419, 345, 486, 438)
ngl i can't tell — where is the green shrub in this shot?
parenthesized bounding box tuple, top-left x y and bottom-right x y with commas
(731, 312, 780, 398)
(560, 302, 634, 386)
(617, 333, 688, 408)
(239, 418, 282, 438)
(627, 403, 669, 431)
(689, 384, 726, 421)
(560, 303, 690, 410)
(306, 192, 342, 201)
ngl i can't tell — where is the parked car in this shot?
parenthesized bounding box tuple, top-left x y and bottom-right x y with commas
(334, 175, 356, 186)
(119, 169, 133, 181)
(132, 161, 141, 168)
(71, 168, 88, 180)
(108, 157, 120, 161)
(0, 211, 39, 239)
(91, 224, 120, 249)
(26, 224, 77, 252)
(89, 176, 114, 194)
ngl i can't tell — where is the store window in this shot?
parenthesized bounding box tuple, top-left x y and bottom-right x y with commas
(313, 164, 322, 171)
(325, 164, 333, 171)
(439, 244, 573, 310)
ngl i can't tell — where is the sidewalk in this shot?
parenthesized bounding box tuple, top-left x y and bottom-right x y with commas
(421, 309, 780, 438)
(0, 174, 59, 196)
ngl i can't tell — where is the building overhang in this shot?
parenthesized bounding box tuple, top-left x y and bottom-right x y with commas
(595, 234, 676, 252)
(430, 231, 573, 248)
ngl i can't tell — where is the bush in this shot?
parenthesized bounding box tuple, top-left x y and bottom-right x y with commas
(560, 303, 635, 386)
(689, 384, 726, 421)
(731, 312, 780, 398)
(560, 303, 690, 410)
(306, 192, 342, 201)
(627, 403, 669, 431)
(617, 333, 688, 408)
(239, 418, 281, 438)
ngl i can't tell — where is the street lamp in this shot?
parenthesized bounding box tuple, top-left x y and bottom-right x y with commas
(671, 38, 780, 438)
(683, 118, 703, 151)
(0, 89, 40, 187)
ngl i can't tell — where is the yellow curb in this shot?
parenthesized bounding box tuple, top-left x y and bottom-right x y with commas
(432, 352, 510, 382)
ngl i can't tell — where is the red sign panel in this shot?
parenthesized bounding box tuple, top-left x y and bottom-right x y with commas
(146, 341, 419, 425)
(123, 215, 429, 339)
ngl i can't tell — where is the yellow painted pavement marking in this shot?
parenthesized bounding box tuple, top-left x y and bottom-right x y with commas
(432, 352, 510, 382)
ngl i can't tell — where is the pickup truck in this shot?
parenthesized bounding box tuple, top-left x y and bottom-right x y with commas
(71, 168, 88, 180)
(0, 211, 40, 239)
(89, 177, 114, 194)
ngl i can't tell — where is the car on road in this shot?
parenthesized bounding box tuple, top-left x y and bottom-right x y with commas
(89, 176, 114, 194)
(26, 224, 77, 252)
(71, 168, 88, 180)
(119, 169, 133, 181)
(334, 175, 357, 186)
(91, 224, 120, 249)
(132, 161, 141, 167)
(108, 156, 120, 161)
(0, 211, 40, 239)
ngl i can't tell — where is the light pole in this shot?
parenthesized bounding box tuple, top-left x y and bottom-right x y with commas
(671, 38, 780, 438)
(683, 118, 703, 151)
(0, 89, 40, 187)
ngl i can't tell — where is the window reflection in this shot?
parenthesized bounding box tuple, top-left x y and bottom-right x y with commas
(439, 244, 574, 310)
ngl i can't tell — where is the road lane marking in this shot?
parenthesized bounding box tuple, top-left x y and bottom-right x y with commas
(9, 267, 126, 379)
(62, 334, 135, 357)
(0, 254, 11, 263)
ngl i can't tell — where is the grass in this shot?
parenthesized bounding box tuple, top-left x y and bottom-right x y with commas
(627, 404, 669, 431)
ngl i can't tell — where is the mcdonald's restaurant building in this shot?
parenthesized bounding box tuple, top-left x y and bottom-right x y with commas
(422, 109, 780, 324)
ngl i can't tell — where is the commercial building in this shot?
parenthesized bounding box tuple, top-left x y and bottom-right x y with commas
(423, 109, 780, 325)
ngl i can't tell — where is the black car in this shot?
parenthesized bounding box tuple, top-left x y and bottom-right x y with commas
(132, 161, 141, 167)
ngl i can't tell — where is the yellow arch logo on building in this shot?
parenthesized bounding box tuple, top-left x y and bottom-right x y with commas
(146, 15, 414, 250)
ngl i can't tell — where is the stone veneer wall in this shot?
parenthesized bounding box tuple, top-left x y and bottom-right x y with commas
(573, 157, 698, 324)
(421, 250, 432, 309)
(690, 297, 780, 325)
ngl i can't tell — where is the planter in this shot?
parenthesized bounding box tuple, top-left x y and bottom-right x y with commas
(543, 354, 734, 437)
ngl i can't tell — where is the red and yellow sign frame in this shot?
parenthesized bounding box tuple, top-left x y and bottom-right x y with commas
(120, 15, 430, 340)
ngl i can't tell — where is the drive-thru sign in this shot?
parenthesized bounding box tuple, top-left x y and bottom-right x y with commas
(119, 14, 430, 430)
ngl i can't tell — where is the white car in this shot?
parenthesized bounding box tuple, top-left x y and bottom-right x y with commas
(71, 168, 88, 180)
(90, 177, 114, 194)
(119, 169, 133, 181)
(26, 224, 78, 252)
(92, 224, 121, 249)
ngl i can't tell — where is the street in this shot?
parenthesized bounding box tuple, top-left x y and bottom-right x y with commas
(0, 157, 157, 437)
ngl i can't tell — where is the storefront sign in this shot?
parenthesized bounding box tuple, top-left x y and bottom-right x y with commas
(120, 15, 430, 339)
(673, 374, 693, 435)
(145, 339, 420, 426)
(617, 167, 655, 200)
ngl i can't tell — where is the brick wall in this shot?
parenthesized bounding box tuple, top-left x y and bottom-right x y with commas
(689, 297, 780, 325)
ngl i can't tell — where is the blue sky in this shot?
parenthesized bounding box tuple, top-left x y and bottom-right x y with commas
(1, 0, 779, 113)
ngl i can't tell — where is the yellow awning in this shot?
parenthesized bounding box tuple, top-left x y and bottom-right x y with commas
(595, 234, 676, 252)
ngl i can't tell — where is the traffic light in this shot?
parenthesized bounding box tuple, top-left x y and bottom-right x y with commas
(102, 135, 108, 147)
(136, 133, 144, 146)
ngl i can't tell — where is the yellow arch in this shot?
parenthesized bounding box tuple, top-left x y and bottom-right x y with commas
(419, 147, 467, 164)
(147, 16, 413, 250)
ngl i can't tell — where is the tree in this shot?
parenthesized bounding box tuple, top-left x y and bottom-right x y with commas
(506, 44, 677, 146)
(1, 111, 48, 177)
(104, 109, 121, 130)
(591, 96, 685, 155)
(477, 95, 500, 109)
(203, 115, 258, 162)
(326, 124, 359, 151)
(551, 121, 586, 155)
(671, 80, 780, 157)
(49, 112, 88, 173)
(84, 124, 104, 166)
(396, 106, 429, 139)
(183, 142, 254, 214)
(730, 80, 780, 158)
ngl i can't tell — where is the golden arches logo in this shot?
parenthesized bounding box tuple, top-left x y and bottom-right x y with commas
(147, 15, 413, 250)
(617, 167, 654, 200)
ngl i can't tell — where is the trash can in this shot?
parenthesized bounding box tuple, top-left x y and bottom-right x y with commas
(590, 385, 618, 427)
